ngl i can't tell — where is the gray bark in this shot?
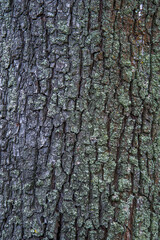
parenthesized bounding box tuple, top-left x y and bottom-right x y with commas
(0, 0, 159, 239)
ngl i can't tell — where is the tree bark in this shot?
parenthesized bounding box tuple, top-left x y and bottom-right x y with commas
(0, 0, 159, 239)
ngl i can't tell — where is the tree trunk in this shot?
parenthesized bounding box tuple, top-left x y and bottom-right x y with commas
(0, 0, 159, 239)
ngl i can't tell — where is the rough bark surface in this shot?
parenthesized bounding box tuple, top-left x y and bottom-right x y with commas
(0, 0, 159, 239)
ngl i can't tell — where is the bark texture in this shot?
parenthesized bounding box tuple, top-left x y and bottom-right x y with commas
(0, 0, 160, 239)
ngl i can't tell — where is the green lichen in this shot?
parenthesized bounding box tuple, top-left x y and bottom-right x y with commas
(34, 94, 46, 110)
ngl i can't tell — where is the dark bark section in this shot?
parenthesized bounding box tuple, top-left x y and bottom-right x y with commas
(0, 0, 159, 239)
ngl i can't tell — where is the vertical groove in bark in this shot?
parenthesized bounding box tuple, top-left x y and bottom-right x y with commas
(0, 0, 159, 239)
